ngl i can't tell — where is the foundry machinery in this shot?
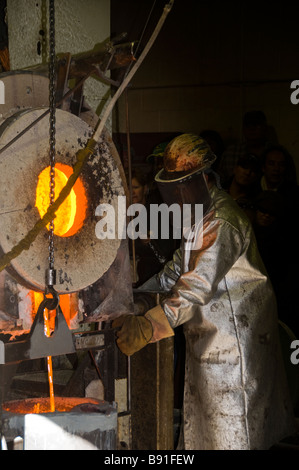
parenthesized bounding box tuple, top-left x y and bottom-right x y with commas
(0, 0, 175, 450)
(0, 29, 136, 450)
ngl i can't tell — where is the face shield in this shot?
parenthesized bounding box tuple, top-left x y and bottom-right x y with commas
(154, 168, 212, 247)
(153, 133, 216, 246)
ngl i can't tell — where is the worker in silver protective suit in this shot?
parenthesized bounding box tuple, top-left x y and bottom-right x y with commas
(113, 134, 296, 450)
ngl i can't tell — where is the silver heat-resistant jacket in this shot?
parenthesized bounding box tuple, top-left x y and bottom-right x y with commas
(145, 185, 295, 450)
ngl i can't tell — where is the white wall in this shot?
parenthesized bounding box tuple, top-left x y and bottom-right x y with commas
(6, 0, 111, 129)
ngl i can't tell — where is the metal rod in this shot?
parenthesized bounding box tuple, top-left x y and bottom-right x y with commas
(89, 350, 102, 381)
(127, 356, 131, 413)
(125, 88, 137, 284)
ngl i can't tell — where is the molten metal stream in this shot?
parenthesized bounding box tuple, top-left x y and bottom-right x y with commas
(29, 291, 79, 413)
(43, 308, 55, 412)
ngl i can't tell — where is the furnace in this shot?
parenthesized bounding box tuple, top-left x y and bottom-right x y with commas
(0, 68, 133, 450)
(0, 106, 126, 293)
(0, 0, 176, 450)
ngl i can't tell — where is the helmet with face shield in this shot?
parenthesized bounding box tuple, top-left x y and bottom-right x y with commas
(155, 133, 217, 221)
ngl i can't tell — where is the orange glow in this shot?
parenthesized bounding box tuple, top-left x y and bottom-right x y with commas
(3, 397, 100, 414)
(43, 307, 55, 412)
(29, 291, 79, 413)
(30, 291, 78, 330)
(35, 163, 87, 237)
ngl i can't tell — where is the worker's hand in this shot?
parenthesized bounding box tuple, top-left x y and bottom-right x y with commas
(112, 314, 153, 356)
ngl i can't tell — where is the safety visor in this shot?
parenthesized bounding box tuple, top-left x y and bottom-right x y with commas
(155, 168, 212, 223)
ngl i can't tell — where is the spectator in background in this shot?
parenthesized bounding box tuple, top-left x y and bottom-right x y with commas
(131, 168, 149, 206)
(218, 110, 273, 186)
(260, 144, 297, 190)
(259, 144, 298, 222)
(224, 153, 261, 222)
(255, 146, 299, 337)
(252, 191, 285, 291)
(252, 190, 299, 338)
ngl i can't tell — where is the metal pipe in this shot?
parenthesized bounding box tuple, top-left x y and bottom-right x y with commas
(125, 88, 137, 284)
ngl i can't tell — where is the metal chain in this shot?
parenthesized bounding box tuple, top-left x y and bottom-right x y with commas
(47, 0, 57, 288)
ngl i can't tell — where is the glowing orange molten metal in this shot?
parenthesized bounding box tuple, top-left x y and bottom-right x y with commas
(33, 164, 86, 412)
(3, 398, 100, 414)
(35, 163, 87, 237)
(30, 291, 78, 330)
(29, 291, 79, 413)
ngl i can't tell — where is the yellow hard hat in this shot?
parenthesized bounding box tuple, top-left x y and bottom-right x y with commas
(156, 133, 216, 183)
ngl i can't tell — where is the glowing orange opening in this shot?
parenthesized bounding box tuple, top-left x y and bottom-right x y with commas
(30, 291, 78, 330)
(35, 163, 87, 237)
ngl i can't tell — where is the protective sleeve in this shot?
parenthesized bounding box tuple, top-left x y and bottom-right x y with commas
(161, 217, 246, 328)
(157, 246, 182, 291)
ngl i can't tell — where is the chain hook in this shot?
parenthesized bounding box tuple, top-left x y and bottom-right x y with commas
(43, 285, 60, 311)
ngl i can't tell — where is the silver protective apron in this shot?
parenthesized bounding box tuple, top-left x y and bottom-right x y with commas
(144, 185, 295, 450)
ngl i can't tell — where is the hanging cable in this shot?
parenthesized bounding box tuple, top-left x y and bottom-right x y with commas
(123, 0, 157, 81)
(133, 0, 157, 58)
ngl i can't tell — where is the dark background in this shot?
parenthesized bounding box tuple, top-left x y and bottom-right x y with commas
(110, 1, 299, 174)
